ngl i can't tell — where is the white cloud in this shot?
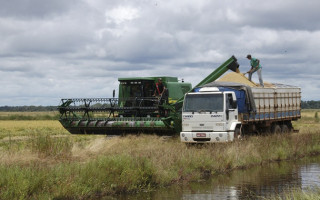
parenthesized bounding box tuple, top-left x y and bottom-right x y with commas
(105, 6, 139, 24)
(0, 0, 320, 105)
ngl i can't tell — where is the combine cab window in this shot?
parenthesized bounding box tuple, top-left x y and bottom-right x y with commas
(143, 81, 155, 97)
(183, 94, 224, 112)
(119, 80, 156, 108)
(130, 84, 142, 97)
(120, 81, 155, 98)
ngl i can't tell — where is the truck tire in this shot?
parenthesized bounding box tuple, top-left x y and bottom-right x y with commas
(281, 124, 289, 133)
(234, 127, 241, 140)
(271, 124, 281, 134)
(286, 121, 293, 132)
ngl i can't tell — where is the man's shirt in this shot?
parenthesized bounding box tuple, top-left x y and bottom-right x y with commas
(251, 58, 261, 69)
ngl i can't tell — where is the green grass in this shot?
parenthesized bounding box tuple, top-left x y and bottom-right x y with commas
(0, 155, 155, 199)
(0, 110, 320, 199)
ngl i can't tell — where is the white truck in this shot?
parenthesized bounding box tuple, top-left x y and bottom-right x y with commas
(180, 82, 301, 143)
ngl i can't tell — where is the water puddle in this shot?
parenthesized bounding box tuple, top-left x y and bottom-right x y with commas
(117, 156, 320, 199)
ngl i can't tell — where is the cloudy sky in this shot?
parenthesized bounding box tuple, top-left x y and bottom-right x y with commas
(1, 0, 319, 106)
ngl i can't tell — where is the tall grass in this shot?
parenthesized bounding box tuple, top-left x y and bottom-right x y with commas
(0, 111, 59, 120)
(0, 110, 320, 199)
(1, 132, 320, 199)
(0, 155, 155, 199)
(30, 134, 72, 159)
(268, 188, 320, 200)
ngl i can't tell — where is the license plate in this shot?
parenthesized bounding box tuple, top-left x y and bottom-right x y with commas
(196, 133, 206, 137)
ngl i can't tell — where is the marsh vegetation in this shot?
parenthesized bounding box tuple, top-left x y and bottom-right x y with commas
(0, 110, 319, 199)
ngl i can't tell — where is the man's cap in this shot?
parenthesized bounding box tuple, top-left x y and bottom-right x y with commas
(246, 54, 251, 58)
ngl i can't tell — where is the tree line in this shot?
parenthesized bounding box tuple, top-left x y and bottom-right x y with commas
(0, 106, 57, 112)
(301, 100, 320, 109)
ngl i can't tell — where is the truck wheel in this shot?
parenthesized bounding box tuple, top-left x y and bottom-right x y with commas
(271, 124, 281, 134)
(286, 122, 293, 132)
(281, 125, 289, 133)
(185, 143, 194, 148)
(234, 127, 241, 140)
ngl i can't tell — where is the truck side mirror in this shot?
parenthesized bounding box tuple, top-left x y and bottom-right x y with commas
(113, 89, 115, 98)
(226, 109, 229, 120)
(232, 100, 237, 109)
(227, 94, 237, 109)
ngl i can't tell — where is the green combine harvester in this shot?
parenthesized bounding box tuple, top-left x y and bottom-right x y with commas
(58, 56, 239, 135)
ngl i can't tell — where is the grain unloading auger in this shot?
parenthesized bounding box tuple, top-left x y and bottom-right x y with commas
(58, 56, 239, 135)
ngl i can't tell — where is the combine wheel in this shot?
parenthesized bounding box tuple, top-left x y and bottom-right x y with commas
(271, 124, 281, 134)
(281, 124, 289, 133)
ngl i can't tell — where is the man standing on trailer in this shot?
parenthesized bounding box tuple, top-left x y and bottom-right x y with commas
(246, 54, 264, 87)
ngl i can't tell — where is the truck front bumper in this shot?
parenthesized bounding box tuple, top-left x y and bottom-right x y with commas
(180, 131, 234, 143)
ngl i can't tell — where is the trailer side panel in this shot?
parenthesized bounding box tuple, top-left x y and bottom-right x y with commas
(242, 87, 301, 123)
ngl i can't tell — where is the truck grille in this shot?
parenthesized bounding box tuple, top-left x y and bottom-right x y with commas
(193, 138, 211, 142)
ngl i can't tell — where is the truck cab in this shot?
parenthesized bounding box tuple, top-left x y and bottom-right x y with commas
(180, 87, 240, 143)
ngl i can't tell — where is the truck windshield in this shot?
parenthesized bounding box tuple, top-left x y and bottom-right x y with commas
(183, 93, 223, 112)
